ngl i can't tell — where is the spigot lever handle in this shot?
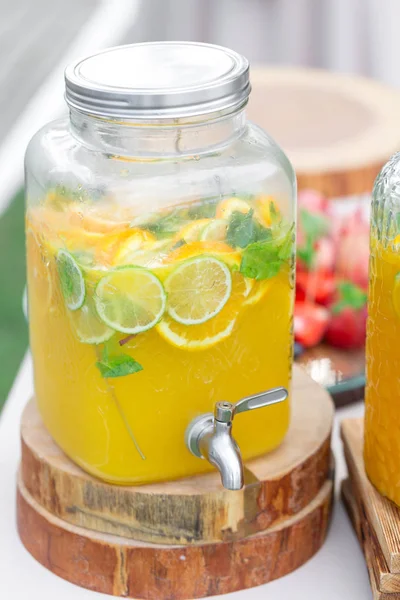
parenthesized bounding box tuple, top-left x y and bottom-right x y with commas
(214, 387, 288, 423)
(235, 387, 288, 414)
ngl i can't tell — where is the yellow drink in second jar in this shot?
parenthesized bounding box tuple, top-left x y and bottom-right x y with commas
(27, 194, 294, 484)
(365, 234, 400, 505)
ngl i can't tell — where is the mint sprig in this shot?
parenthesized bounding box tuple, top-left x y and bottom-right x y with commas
(240, 227, 294, 281)
(96, 345, 143, 378)
(226, 209, 271, 248)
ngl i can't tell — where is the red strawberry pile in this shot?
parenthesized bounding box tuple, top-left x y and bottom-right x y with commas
(295, 190, 369, 350)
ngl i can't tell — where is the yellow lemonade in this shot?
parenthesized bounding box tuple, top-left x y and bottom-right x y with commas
(27, 194, 294, 484)
(365, 233, 400, 505)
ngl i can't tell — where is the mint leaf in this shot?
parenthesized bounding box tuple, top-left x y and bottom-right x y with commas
(278, 226, 295, 261)
(332, 281, 367, 314)
(96, 352, 143, 378)
(240, 227, 293, 280)
(300, 209, 329, 240)
(240, 239, 281, 280)
(227, 210, 271, 248)
(144, 209, 188, 239)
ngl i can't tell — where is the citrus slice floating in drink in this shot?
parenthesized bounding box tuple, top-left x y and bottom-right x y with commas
(216, 197, 250, 220)
(157, 271, 247, 350)
(164, 256, 232, 325)
(200, 219, 228, 242)
(164, 241, 240, 269)
(173, 219, 211, 243)
(243, 280, 272, 306)
(69, 295, 114, 344)
(95, 267, 166, 333)
(56, 249, 86, 310)
(113, 228, 157, 264)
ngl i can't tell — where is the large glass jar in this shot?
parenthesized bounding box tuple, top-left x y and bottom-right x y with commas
(365, 152, 400, 505)
(25, 42, 296, 485)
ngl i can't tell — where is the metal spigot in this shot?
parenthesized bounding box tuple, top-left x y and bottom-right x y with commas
(185, 387, 288, 491)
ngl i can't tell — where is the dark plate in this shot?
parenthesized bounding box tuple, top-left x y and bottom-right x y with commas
(295, 344, 365, 408)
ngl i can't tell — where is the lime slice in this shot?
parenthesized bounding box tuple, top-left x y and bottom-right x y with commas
(200, 219, 228, 242)
(70, 295, 114, 344)
(94, 267, 166, 334)
(164, 256, 232, 325)
(56, 249, 85, 310)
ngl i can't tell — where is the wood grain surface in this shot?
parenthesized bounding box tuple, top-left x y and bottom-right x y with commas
(248, 67, 400, 197)
(341, 419, 400, 574)
(20, 365, 334, 545)
(17, 471, 333, 600)
(342, 479, 400, 597)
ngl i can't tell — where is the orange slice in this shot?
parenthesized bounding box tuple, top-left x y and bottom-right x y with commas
(113, 229, 157, 265)
(216, 197, 251, 220)
(163, 241, 240, 269)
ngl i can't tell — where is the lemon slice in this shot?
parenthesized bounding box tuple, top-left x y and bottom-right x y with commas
(157, 316, 235, 350)
(56, 249, 86, 310)
(157, 271, 247, 350)
(69, 295, 114, 344)
(173, 219, 211, 243)
(164, 256, 232, 325)
(243, 280, 272, 306)
(200, 219, 228, 242)
(216, 197, 250, 220)
(254, 195, 280, 227)
(94, 267, 166, 334)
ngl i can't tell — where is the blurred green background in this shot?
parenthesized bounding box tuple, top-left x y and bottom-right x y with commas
(0, 190, 28, 410)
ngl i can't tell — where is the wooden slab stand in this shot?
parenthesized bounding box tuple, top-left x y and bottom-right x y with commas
(17, 474, 333, 600)
(341, 419, 400, 573)
(341, 418, 400, 599)
(342, 479, 400, 599)
(20, 366, 333, 546)
(17, 366, 334, 599)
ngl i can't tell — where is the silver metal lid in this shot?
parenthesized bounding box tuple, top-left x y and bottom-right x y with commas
(65, 42, 250, 119)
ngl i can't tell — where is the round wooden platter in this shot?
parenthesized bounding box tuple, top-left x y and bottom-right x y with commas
(17, 366, 335, 598)
(247, 67, 400, 198)
(17, 471, 333, 600)
(19, 366, 334, 546)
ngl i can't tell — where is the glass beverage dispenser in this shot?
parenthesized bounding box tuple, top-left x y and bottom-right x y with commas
(25, 42, 296, 486)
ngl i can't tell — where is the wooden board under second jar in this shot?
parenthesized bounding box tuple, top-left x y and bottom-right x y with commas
(20, 365, 334, 545)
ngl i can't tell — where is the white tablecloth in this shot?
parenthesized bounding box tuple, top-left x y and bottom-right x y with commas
(0, 353, 372, 599)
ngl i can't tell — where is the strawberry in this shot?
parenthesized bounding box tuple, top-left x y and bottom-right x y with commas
(296, 270, 336, 305)
(324, 281, 367, 349)
(294, 301, 329, 348)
